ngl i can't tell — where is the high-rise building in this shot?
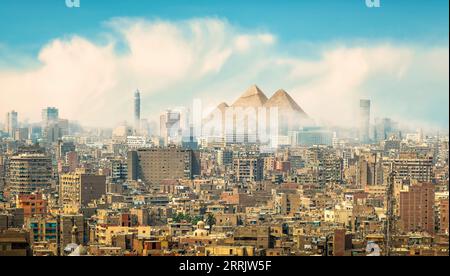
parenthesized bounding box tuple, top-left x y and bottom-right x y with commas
(58, 119, 69, 137)
(41, 107, 62, 144)
(392, 154, 433, 183)
(57, 141, 76, 160)
(359, 100, 371, 144)
(297, 127, 333, 147)
(399, 182, 435, 235)
(358, 152, 383, 188)
(233, 157, 264, 183)
(5, 111, 18, 138)
(41, 107, 59, 126)
(111, 159, 128, 184)
(217, 150, 233, 167)
(374, 118, 394, 142)
(65, 151, 79, 173)
(14, 128, 29, 141)
(160, 110, 182, 146)
(28, 125, 42, 142)
(134, 90, 141, 133)
(43, 123, 62, 144)
(439, 199, 449, 234)
(59, 169, 106, 208)
(128, 148, 198, 187)
(7, 153, 52, 195)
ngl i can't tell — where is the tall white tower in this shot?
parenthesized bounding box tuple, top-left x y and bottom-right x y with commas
(359, 99, 371, 144)
(134, 90, 141, 133)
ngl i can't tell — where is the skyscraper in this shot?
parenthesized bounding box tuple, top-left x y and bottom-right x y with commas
(359, 99, 371, 144)
(160, 109, 182, 146)
(134, 90, 141, 132)
(42, 107, 59, 126)
(5, 111, 18, 138)
(7, 153, 52, 195)
(374, 117, 393, 142)
(41, 107, 61, 144)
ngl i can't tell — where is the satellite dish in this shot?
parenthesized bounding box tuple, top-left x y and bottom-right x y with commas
(366, 241, 381, 256)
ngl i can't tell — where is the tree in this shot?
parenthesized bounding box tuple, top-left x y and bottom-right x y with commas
(205, 213, 216, 233)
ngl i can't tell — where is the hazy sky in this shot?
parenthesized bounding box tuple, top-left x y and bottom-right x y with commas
(0, 0, 448, 131)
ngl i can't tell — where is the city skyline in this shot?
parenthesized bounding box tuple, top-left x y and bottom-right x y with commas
(0, 0, 448, 259)
(0, 0, 448, 131)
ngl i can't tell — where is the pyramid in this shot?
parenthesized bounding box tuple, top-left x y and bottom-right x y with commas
(232, 85, 268, 108)
(216, 102, 229, 112)
(203, 102, 229, 124)
(265, 89, 308, 116)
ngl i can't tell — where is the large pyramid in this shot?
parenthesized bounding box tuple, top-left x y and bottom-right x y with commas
(232, 85, 268, 108)
(264, 89, 308, 117)
(202, 86, 313, 141)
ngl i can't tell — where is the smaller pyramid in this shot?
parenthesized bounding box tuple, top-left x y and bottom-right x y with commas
(203, 102, 229, 125)
(265, 89, 307, 115)
(216, 102, 229, 112)
(232, 85, 268, 108)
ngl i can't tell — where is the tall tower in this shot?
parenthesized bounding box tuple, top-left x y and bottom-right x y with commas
(134, 90, 141, 133)
(5, 110, 18, 138)
(359, 99, 371, 144)
(41, 107, 59, 126)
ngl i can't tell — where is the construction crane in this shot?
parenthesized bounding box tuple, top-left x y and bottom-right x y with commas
(384, 166, 397, 256)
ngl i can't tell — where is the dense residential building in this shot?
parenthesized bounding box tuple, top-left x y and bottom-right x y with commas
(0, 229, 31, 256)
(358, 152, 383, 188)
(0, 86, 448, 257)
(128, 147, 199, 187)
(6, 153, 52, 196)
(233, 157, 264, 183)
(59, 169, 106, 208)
(110, 159, 128, 183)
(439, 199, 449, 234)
(57, 141, 76, 160)
(393, 154, 433, 183)
(16, 194, 47, 218)
(28, 217, 58, 244)
(0, 0, 448, 261)
(399, 182, 435, 235)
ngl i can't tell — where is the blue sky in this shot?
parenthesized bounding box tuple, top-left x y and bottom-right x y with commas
(1, 0, 448, 60)
(0, 0, 448, 130)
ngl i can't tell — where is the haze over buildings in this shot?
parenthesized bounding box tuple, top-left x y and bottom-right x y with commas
(0, 0, 448, 258)
(0, 2, 448, 130)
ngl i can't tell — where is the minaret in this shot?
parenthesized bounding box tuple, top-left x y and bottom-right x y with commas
(71, 224, 78, 245)
(134, 89, 141, 133)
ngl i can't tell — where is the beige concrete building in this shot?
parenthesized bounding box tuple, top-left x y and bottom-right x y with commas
(393, 155, 433, 183)
(59, 169, 106, 207)
(128, 148, 198, 187)
(205, 245, 255, 256)
(7, 153, 52, 195)
(233, 157, 264, 183)
(95, 225, 151, 245)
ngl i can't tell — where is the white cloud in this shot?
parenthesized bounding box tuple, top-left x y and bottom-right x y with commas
(0, 17, 448, 131)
